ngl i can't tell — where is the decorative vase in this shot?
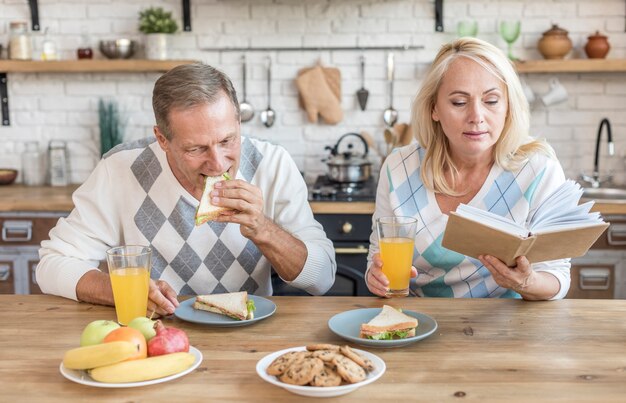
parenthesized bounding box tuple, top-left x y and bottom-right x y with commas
(537, 24, 572, 60)
(144, 33, 169, 60)
(585, 31, 610, 59)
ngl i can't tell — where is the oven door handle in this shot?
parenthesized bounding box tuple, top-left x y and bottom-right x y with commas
(607, 224, 626, 245)
(334, 247, 368, 254)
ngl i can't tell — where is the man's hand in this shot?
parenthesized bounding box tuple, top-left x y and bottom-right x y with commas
(146, 279, 179, 317)
(211, 179, 270, 242)
(366, 253, 418, 297)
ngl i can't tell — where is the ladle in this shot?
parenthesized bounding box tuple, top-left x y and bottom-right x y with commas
(382, 52, 398, 127)
(260, 57, 276, 128)
(239, 55, 254, 123)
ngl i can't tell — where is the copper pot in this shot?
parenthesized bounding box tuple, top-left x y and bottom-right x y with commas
(538, 24, 572, 60)
(585, 31, 610, 59)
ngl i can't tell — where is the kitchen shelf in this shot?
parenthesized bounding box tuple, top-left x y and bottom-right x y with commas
(515, 59, 626, 73)
(0, 59, 196, 73)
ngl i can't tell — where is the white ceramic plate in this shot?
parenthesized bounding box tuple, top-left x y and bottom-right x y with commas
(328, 308, 438, 348)
(174, 295, 276, 327)
(256, 346, 386, 398)
(59, 346, 203, 388)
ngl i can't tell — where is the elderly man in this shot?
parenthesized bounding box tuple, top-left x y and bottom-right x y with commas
(37, 63, 336, 316)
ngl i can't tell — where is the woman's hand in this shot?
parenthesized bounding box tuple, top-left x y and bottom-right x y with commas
(366, 253, 418, 297)
(479, 255, 536, 292)
(146, 279, 179, 317)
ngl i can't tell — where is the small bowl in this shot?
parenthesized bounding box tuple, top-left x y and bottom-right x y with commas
(99, 39, 136, 59)
(0, 169, 18, 185)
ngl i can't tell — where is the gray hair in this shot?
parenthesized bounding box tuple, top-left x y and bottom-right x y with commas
(152, 63, 240, 139)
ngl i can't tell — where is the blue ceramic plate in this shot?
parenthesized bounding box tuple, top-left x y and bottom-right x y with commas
(174, 295, 276, 327)
(328, 308, 438, 348)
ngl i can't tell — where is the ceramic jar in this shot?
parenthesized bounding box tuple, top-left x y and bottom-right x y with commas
(585, 31, 610, 59)
(538, 24, 572, 60)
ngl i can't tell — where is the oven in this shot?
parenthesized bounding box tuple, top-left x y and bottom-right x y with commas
(271, 175, 375, 296)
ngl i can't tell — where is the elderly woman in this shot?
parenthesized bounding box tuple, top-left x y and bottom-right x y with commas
(366, 37, 569, 300)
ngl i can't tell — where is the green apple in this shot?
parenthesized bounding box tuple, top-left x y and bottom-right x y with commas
(127, 317, 157, 341)
(80, 320, 121, 346)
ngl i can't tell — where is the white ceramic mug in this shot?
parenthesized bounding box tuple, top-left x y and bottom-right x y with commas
(541, 77, 568, 106)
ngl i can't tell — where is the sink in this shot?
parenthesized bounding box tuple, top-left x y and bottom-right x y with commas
(582, 187, 626, 201)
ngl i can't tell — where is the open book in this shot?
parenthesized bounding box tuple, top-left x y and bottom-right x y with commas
(441, 180, 609, 266)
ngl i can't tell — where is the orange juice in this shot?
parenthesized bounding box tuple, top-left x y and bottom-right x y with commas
(110, 267, 150, 325)
(380, 237, 414, 294)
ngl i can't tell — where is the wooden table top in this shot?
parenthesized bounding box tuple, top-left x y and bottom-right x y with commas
(2, 295, 625, 402)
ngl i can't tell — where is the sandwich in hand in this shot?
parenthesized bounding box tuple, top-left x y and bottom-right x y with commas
(193, 291, 255, 320)
(195, 173, 232, 226)
(359, 305, 418, 340)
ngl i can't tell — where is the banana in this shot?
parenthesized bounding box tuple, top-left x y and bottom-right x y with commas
(63, 341, 138, 370)
(89, 352, 195, 383)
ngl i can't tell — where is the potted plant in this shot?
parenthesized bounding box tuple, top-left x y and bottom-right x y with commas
(138, 7, 179, 60)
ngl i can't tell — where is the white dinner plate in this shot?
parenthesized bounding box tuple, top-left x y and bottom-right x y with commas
(328, 308, 438, 348)
(174, 295, 276, 327)
(256, 346, 386, 398)
(59, 346, 203, 388)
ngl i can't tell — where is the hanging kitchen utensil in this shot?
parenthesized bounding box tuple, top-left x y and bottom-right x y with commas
(383, 128, 395, 156)
(239, 54, 254, 123)
(356, 55, 369, 111)
(260, 56, 276, 128)
(382, 52, 398, 127)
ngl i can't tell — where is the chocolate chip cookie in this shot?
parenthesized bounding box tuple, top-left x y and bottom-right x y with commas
(279, 357, 324, 386)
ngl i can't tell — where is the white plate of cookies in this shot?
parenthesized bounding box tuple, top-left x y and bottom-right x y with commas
(256, 344, 385, 398)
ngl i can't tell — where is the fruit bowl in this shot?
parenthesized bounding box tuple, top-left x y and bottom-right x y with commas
(0, 169, 18, 185)
(99, 39, 136, 59)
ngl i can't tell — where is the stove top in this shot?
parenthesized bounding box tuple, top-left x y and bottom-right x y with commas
(308, 175, 376, 202)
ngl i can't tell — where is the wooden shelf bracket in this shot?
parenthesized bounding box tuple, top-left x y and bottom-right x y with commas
(1, 73, 9, 126)
(183, 0, 191, 32)
(28, 0, 40, 31)
(435, 0, 443, 32)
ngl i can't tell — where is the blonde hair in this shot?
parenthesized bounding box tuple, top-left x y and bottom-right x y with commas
(412, 37, 554, 195)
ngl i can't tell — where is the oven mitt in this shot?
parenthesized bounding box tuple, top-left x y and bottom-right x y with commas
(296, 65, 343, 125)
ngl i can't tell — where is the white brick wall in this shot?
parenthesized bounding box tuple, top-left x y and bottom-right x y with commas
(0, 0, 625, 185)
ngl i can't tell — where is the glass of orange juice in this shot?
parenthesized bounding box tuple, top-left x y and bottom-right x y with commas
(376, 216, 417, 297)
(106, 245, 152, 325)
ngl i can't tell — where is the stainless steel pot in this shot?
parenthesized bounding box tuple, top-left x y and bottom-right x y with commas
(325, 133, 372, 183)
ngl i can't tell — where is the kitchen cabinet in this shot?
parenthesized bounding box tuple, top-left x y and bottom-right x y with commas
(0, 212, 67, 294)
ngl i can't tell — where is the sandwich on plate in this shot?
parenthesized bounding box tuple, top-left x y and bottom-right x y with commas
(359, 304, 418, 340)
(193, 291, 256, 320)
(195, 173, 232, 226)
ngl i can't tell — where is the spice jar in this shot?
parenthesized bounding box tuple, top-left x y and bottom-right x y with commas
(48, 140, 69, 186)
(21, 142, 45, 186)
(77, 31, 93, 60)
(537, 24, 572, 60)
(584, 31, 610, 59)
(9, 21, 32, 60)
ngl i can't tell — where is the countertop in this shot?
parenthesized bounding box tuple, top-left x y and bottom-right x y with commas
(1, 185, 625, 216)
(1, 295, 625, 401)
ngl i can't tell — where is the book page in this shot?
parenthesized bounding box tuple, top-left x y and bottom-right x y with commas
(456, 204, 529, 237)
(528, 180, 605, 233)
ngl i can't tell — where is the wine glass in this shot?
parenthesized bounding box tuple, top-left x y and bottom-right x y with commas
(499, 20, 521, 60)
(457, 20, 478, 38)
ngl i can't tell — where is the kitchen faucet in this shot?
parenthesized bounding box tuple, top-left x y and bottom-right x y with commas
(580, 118, 614, 188)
